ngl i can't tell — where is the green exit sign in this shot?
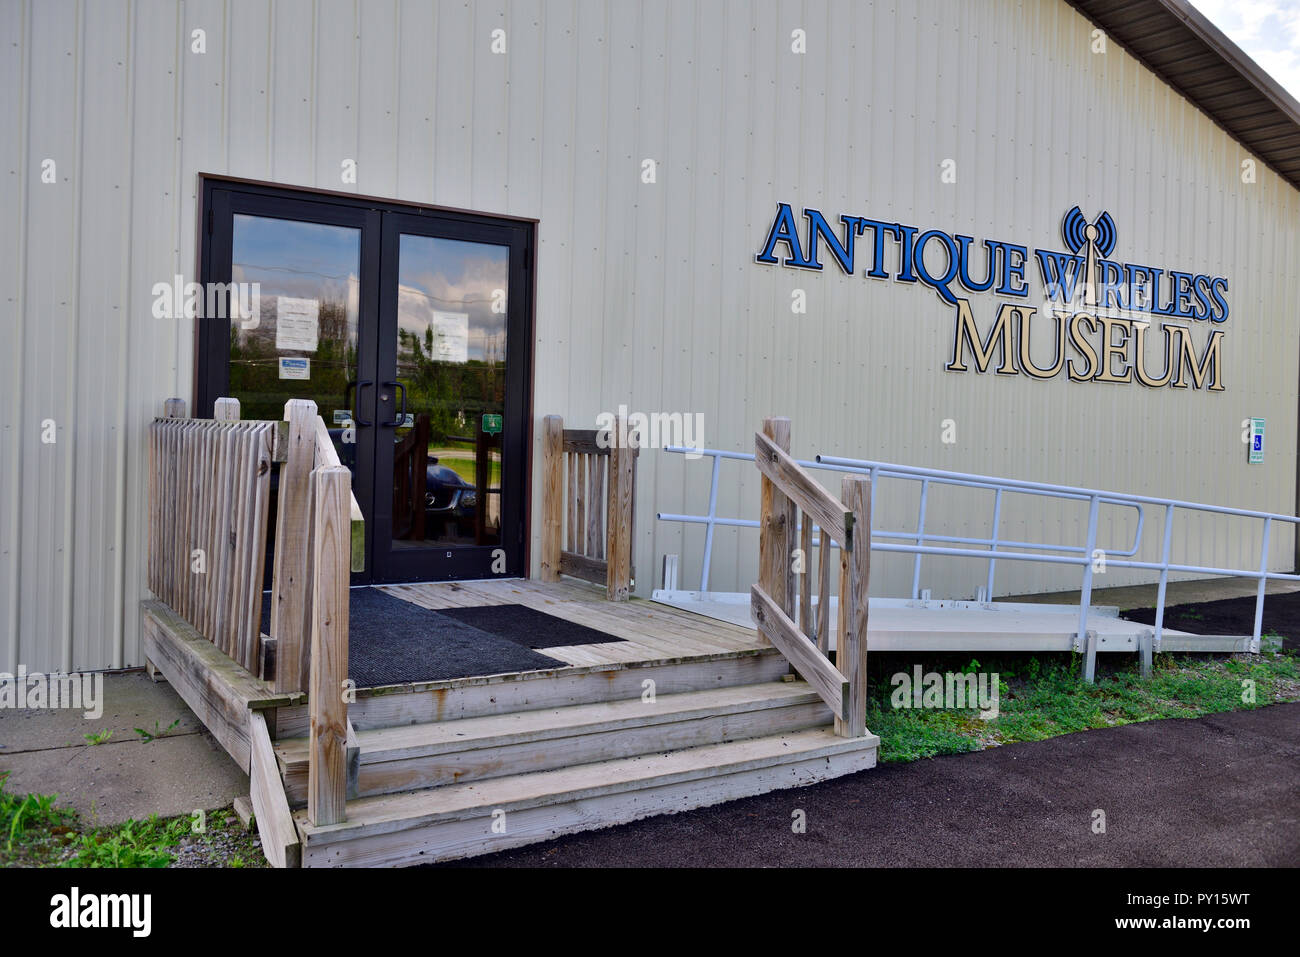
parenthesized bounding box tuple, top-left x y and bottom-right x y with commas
(482, 413, 503, 435)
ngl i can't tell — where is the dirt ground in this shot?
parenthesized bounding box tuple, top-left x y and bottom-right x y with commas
(1122, 593, 1300, 652)
(441, 702, 1299, 868)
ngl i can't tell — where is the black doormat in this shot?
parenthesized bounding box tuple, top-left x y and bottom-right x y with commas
(259, 589, 568, 686)
(435, 603, 629, 650)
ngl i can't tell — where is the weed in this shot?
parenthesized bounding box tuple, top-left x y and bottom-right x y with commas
(866, 650, 1300, 764)
(134, 719, 181, 744)
(67, 815, 187, 868)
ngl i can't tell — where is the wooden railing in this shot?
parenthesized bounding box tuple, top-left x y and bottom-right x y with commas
(273, 399, 361, 827)
(148, 396, 361, 827)
(147, 399, 286, 674)
(539, 414, 637, 601)
(751, 416, 871, 737)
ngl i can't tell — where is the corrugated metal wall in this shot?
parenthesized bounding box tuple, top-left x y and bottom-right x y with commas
(2, 0, 1298, 672)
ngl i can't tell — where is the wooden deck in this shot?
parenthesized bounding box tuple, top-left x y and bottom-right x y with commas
(145, 575, 884, 868)
(374, 578, 769, 673)
(142, 402, 880, 867)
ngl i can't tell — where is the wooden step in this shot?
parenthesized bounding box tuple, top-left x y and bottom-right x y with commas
(294, 726, 879, 866)
(273, 648, 791, 735)
(275, 681, 832, 803)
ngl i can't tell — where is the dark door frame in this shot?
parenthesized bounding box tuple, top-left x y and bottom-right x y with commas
(372, 211, 532, 583)
(195, 175, 537, 585)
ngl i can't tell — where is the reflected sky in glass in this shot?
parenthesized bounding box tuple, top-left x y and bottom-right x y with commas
(397, 234, 509, 364)
(231, 214, 361, 340)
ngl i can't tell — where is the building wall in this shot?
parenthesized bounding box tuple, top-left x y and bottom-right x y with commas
(3, 0, 1298, 672)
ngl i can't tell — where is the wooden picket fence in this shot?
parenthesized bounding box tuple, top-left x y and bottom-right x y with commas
(146, 398, 284, 674)
(146, 395, 361, 831)
(538, 414, 637, 600)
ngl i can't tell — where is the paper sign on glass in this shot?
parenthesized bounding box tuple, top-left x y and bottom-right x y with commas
(276, 297, 320, 352)
(429, 311, 469, 364)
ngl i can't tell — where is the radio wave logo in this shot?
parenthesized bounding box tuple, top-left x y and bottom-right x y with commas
(1061, 206, 1116, 309)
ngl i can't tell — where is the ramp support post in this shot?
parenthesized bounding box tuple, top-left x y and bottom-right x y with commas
(1138, 630, 1153, 678)
(1077, 495, 1102, 684)
(1081, 630, 1098, 683)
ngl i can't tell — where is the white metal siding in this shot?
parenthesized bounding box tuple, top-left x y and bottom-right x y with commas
(2, 0, 1298, 671)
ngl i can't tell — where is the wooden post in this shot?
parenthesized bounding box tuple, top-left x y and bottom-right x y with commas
(799, 514, 812, 637)
(606, 416, 634, 601)
(272, 399, 318, 693)
(540, 415, 564, 582)
(759, 417, 794, 619)
(308, 466, 350, 826)
(837, 476, 871, 738)
(816, 531, 832, 656)
(213, 396, 240, 422)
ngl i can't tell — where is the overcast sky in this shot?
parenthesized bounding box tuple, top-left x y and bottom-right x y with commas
(1191, 0, 1300, 101)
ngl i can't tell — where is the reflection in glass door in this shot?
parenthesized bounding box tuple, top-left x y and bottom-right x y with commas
(209, 200, 377, 588)
(391, 235, 508, 549)
(374, 215, 530, 583)
(228, 214, 362, 452)
(200, 180, 532, 585)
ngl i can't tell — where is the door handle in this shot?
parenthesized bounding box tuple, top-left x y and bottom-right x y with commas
(344, 379, 374, 427)
(380, 381, 407, 428)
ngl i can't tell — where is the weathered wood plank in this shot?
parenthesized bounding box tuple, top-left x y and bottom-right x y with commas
(755, 428, 850, 553)
(308, 467, 351, 827)
(241, 423, 275, 672)
(272, 399, 318, 694)
(213, 396, 240, 422)
(566, 451, 578, 554)
(750, 585, 847, 721)
(140, 600, 305, 772)
(816, 530, 832, 656)
(210, 425, 237, 656)
(758, 418, 793, 621)
(587, 453, 603, 558)
(277, 689, 832, 804)
(294, 729, 876, 867)
(249, 710, 302, 868)
(311, 415, 364, 571)
(799, 513, 812, 637)
(226, 424, 253, 662)
(574, 452, 587, 556)
(561, 429, 606, 455)
(559, 549, 605, 585)
(605, 417, 634, 601)
(840, 476, 871, 738)
(147, 421, 158, 597)
(346, 719, 361, 800)
(540, 416, 564, 581)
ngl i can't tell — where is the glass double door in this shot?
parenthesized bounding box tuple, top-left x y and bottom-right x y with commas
(199, 181, 532, 584)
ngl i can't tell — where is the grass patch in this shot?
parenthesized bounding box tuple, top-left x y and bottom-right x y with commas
(0, 774, 267, 868)
(864, 650, 1300, 764)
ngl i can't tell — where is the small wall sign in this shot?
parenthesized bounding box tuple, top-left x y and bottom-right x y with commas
(278, 356, 310, 380)
(482, 413, 503, 435)
(1248, 418, 1265, 464)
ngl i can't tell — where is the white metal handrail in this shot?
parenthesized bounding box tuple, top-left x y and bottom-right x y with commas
(657, 444, 1298, 656)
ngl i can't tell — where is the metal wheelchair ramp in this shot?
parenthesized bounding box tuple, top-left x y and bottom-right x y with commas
(650, 591, 1258, 675)
(653, 441, 1287, 680)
